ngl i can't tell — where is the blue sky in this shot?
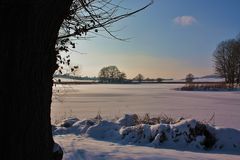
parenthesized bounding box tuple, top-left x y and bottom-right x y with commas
(70, 0, 240, 79)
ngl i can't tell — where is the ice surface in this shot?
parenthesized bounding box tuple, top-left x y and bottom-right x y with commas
(52, 84, 240, 129)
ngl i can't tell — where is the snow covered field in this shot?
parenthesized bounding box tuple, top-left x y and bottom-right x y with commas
(52, 84, 240, 160)
(52, 84, 240, 129)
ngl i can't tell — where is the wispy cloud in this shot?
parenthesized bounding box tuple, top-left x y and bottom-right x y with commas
(173, 16, 197, 26)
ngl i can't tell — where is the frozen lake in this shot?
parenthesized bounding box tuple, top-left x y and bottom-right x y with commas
(52, 84, 240, 129)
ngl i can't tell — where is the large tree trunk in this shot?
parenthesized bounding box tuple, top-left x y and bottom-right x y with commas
(0, 0, 72, 159)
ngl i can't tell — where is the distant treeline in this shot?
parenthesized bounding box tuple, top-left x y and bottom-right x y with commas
(54, 65, 172, 84)
(53, 74, 98, 81)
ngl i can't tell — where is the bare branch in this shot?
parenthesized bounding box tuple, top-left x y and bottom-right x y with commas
(57, 0, 153, 41)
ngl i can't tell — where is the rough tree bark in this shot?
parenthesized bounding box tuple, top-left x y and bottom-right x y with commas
(0, 0, 73, 159)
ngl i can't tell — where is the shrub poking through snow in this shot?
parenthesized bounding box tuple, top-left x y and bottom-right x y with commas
(189, 123, 216, 149)
(52, 115, 240, 153)
(120, 124, 152, 144)
(138, 113, 178, 125)
(116, 114, 139, 126)
(119, 119, 216, 150)
(94, 112, 102, 121)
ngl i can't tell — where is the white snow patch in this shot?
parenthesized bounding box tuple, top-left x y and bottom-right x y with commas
(55, 134, 240, 160)
(86, 120, 121, 141)
(53, 115, 240, 157)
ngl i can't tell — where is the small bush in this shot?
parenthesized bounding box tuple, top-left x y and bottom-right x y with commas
(139, 113, 177, 125)
(189, 123, 216, 149)
(180, 83, 238, 91)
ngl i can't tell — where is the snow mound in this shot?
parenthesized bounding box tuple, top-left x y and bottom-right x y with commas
(214, 128, 240, 151)
(54, 119, 96, 135)
(52, 115, 240, 153)
(119, 119, 217, 150)
(58, 117, 80, 128)
(87, 120, 121, 140)
(116, 114, 139, 126)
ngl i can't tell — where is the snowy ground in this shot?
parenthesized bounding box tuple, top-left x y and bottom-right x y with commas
(52, 84, 240, 160)
(54, 135, 240, 160)
(53, 116, 240, 160)
(52, 84, 240, 129)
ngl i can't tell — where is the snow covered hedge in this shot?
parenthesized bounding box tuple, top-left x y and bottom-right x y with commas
(53, 114, 240, 153)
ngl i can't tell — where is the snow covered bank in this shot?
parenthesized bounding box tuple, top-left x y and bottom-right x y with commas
(53, 114, 240, 154)
(54, 135, 240, 160)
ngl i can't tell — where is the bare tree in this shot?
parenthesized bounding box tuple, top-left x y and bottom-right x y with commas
(213, 39, 240, 87)
(237, 33, 240, 42)
(0, 1, 152, 160)
(119, 72, 127, 82)
(156, 78, 163, 83)
(185, 73, 194, 83)
(134, 73, 144, 83)
(98, 65, 126, 83)
(236, 33, 240, 85)
(57, 0, 153, 51)
(56, 0, 153, 77)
